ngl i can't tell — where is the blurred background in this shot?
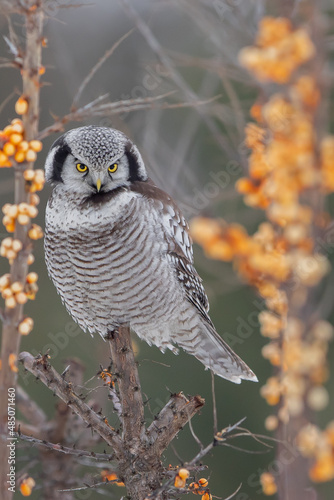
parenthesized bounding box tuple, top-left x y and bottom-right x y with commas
(0, 1, 334, 498)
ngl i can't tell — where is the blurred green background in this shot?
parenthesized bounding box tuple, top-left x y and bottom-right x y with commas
(0, 1, 334, 499)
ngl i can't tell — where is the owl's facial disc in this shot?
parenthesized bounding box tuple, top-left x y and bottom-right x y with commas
(45, 126, 148, 198)
(61, 155, 130, 195)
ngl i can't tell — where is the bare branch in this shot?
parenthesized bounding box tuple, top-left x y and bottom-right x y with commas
(106, 325, 145, 452)
(37, 92, 218, 140)
(146, 392, 205, 457)
(18, 352, 124, 458)
(16, 432, 116, 463)
(0, 6, 44, 498)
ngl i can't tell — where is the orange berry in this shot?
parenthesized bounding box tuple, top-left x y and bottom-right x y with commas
(201, 493, 212, 500)
(20, 483, 31, 496)
(27, 254, 35, 265)
(12, 239, 22, 252)
(6, 249, 16, 263)
(11, 122, 24, 134)
(34, 169, 45, 181)
(15, 96, 28, 115)
(7, 205, 18, 218)
(0, 151, 11, 167)
(2, 288, 13, 299)
(17, 214, 30, 225)
(23, 169, 35, 181)
(9, 133, 23, 145)
(310, 454, 334, 482)
(31, 182, 44, 192)
(19, 477, 35, 496)
(9, 353, 18, 372)
(11, 281, 23, 293)
(18, 317, 34, 335)
(28, 224, 43, 240)
(29, 140, 43, 152)
(29, 194, 40, 206)
(16, 292, 28, 305)
(5, 221, 16, 233)
(178, 469, 190, 480)
(26, 272, 38, 284)
(30, 140, 43, 153)
(18, 141, 29, 152)
(6, 296, 16, 309)
(18, 203, 30, 215)
(260, 472, 277, 495)
(1, 237, 13, 249)
(25, 149, 37, 162)
(2, 214, 13, 226)
(174, 475, 186, 488)
(27, 205, 38, 218)
(3, 125, 14, 135)
(0, 273, 11, 290)
(265, 415, 279, 431)
(14, 150, 26, 163)
(3, 142, 16, 156)
(198, 478, 208, 488)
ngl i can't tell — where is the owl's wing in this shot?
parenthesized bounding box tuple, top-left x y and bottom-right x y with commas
(131, 179, 210, 317)
(163, 208, 212, 322)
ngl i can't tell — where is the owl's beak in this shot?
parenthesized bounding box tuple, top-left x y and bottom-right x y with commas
(96, 178, 102, 192)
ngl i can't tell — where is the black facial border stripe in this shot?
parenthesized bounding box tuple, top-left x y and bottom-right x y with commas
(50, 136, 72, 183)
(125, 141, 144, 182)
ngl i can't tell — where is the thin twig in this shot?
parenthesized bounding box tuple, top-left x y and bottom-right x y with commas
(16, 432, 116, 463)
(224, 483, 242, 500)
(38, 92, 218, 140)
(71, 28, 135, 108)
(188, 414, 204, 450)
(211, 371, 218, 437)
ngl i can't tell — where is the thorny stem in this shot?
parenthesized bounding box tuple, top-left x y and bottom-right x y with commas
(18, 352, 125, 457)
(0, 3, 43, 498)
(107, 325, 145, 452)
(16, 432, 116, 464)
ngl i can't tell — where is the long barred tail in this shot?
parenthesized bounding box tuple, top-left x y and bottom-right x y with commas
(177, 322, 258, 384)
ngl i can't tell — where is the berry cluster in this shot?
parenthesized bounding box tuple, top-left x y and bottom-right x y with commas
(174, 469, 212, 500)
(0, 116, 42, 168)
(191, 15, 334, 490)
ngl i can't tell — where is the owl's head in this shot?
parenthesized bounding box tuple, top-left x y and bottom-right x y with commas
(45, 126, 148, 197)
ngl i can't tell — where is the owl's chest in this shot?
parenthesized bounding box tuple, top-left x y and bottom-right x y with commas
(46, 194, 166, 283)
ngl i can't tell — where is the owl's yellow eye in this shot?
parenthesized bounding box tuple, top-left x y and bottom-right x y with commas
(76, 163, 88, 173)
(108, 163, 118, 173)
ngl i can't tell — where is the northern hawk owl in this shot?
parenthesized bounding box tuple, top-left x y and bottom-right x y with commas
(44, 126, 257, 384)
